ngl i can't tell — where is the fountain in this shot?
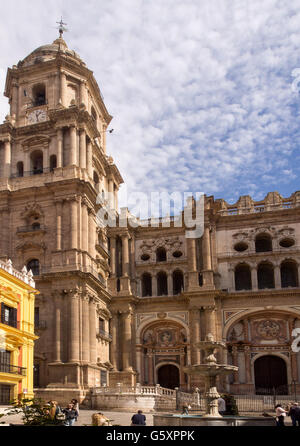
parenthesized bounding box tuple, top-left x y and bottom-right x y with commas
(153, 334, 276, 426)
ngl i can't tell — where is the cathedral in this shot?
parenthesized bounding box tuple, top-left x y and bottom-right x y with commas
(0, 33, 299, 404)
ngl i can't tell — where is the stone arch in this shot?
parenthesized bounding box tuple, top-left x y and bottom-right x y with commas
(255, 232, 272, 252)
(156, 362, 180, 389)
(136, 316, 190, 345)
(252, 353, 290, 394)
(234, 263, 252, 291)
(257, 261, 275, 289)
(280, 259, 299, 288)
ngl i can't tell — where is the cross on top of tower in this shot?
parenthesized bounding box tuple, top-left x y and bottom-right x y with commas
(56, 17, 68, 38)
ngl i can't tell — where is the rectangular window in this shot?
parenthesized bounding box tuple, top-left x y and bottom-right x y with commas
(0, 303, 17, 328)
(101, 370, 107, 386)
(0, 384, 11, 405)
(34, 307, 39, 327)
(0, 350, 11, 374)
(99, 318, 105, 332)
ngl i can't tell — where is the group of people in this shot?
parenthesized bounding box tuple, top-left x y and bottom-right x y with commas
(46, 399, 79, 426)
(275, 402, 300, 427)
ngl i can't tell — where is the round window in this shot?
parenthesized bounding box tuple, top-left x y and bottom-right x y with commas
(234, 242, 248, 252)
(141, 254, 150, 261)
(279, 238, 295, 248)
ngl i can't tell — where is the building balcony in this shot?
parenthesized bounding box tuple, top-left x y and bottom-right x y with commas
(17, 224, 47, 234)
(34, 320, 47, 330)
(96, 330, 112, 342)
(0, 363, 26, 376)
(11, 167, 51, 178)
(0, 319, 20, 330)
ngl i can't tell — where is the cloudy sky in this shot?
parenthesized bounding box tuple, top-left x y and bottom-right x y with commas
(0, 0, 299, 211)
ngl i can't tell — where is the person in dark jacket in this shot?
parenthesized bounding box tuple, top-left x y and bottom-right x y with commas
(131, 410, 146, 426)
(63, 403, 79, 426)
(288, 402, 300, 427)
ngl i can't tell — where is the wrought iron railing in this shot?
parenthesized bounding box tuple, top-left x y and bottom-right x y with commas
(97, 330, 112, 341)
(0, 363, 26, 376)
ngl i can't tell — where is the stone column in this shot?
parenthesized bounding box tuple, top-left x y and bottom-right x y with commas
(274, 264, 281, 289)
(152, 274, 157, 296)
(191, 309, 201, 364)
(122, 234, 129, 277)
(81, 200, 89, 252)
(57, 128, 63, 168)
(79, 129, 86, 169)
(167, 272, 173, 296)
(70, 198, 78, 249)
(82, 295, 90, 363)
(60, 71, 67, 106)
(205, 306, 215, 338)
(53, 296, 61, 362)
(203, 226, 212, 270)
(55, 200, 63, 250)
(180, 353, 185, 387)
(4, 138, 11, 178)
(86, 140, 93, 177)
(110, 236, 116, 276)
(136, 345, 142, 380)
(11, 82, 19, 118)
(80, 80, 87, 107)
(89, 298, 97, 364)
(122, 311, 132, 371)
(69, 126, 77, 165)
(69, 292, 80, 362)
(43, 143, 49, 171)
(232, 346, 239, 384)
(108, 179, 114, 210)
(187, 237, 197, 271)
(88, 210, 96, 259)
(251, 266, 258, 291)
(110, 312, 119, 370)
(244, 346, 252, 384)
(148, 352, 154, 385)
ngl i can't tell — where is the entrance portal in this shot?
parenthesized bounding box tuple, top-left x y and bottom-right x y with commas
(157, 364, 179, 389)
(254, 355, 288, 394)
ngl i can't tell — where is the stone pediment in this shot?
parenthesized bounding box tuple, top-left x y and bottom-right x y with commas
(21, 134, 50, 149)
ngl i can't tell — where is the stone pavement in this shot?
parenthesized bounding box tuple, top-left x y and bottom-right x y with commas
(0, 407, 153, 426)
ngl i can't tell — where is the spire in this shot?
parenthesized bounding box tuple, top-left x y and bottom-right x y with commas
(56, 17, 68, 39)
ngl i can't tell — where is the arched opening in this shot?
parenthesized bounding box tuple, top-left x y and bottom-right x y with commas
(235, 264, 252, 291)
(156, 247, 166, 262)
(50, 155, 57, 172)
(254, 355, 288, 394)
(234, 242, 248, 252)
(257, 262, 275, 289)
(142, 273, 152, 297)
(93, 171, 100, 192)
(157, 364, 179, 389)
(157, 271, 168, 296)
(32, 83, 46, 107)
(281, 261, 299, 288)
(255, 233, 272, 253)
(16, 161, 24, 177)
(27, 259, 40, 276)
(173, 270, 184, 295)
(30, 150, 43, 175)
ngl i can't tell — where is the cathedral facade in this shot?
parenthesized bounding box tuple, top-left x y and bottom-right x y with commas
(0, 36, 299, 403)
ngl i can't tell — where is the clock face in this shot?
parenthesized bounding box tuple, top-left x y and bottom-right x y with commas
(27, 109, 47, 124)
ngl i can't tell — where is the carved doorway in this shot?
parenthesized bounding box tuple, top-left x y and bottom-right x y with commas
(157, 364, 179, 389)
(254, 355, 288, 394)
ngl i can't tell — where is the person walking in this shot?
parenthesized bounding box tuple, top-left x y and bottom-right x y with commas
(63, 403, 79, 426)
(131, 410, 146, 426)
(218, 397, 226, 416)
(275, 404, 287, 426)
(288, 402, 300, 427)
(70, 399, 79, 422)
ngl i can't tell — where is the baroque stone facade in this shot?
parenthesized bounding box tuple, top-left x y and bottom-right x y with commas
(0, 36, 300, 402)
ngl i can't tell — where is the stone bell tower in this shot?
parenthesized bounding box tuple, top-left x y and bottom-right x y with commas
(0, 31, 123, 402)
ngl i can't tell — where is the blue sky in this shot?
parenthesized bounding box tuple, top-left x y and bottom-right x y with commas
(0, 0, 299, 209)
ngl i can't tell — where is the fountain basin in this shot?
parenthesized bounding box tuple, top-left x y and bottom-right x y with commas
(153, 413, 276, 427)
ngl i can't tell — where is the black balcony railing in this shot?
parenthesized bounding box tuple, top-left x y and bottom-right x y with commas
(11, 167, 51, 179)
(17, 224, 46, 233)
(34, 320, 47, 330)
(0, 320, 20, 330)
(0, 363, 26, 376)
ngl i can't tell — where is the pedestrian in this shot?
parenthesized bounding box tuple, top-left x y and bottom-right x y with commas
(275, 404, 287, 426)
(63, 403, 79, 426)
(70, 399, 79, 421)
(218, 397, 226, 416)
(288, 402, 300, 427)
(131, 410, 146, 426)
(48, 400, 61, 421)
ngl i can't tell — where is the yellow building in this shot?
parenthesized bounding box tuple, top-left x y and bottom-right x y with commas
(0, 259, 39, 404)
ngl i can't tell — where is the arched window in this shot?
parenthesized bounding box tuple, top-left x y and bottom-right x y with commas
(17, 161, 24, 177)
(255, 233, 272, 253)
(257, 262, 275, 289)
(157, 271, 168, 296)
(93, 171, 100, 192)
(141, 273, 152, 297)
(235, 264, 252, 291)
(50, 155, 57, 172)
(156, 247, 166, 262)
(27, 259, 40, 276)
(281, 261, 298, 288)
(32, 83, 46, 107)
(173, 270, 184, 295)
(30, 150, 43, 175)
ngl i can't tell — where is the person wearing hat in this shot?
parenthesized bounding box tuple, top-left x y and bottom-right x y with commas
(288, 402, 300, 427)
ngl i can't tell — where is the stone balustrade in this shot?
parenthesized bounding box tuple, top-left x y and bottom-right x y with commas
(0, 259, 35, 287)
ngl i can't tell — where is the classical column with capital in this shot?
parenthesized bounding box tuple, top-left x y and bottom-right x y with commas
(55, 200, 63, 251)
(274, 263, 281, 289)
(205, 306, 216, 338)
(79, 129, 86, 169)
(110, 312, 119, 370)
(110, 236, 116, 276)
(122, 311, 133, 371)
(202, 225, 214, 286)
(86, 140, 93, 178)
(69, 126, 77, 165)
(60, 71, 67, 106)
(167, 272, 173, 296)
(81, 200, 89, 253)
(69, 292, 80, 362)
(70, 198, 78, 250)
(53, 295, 61, 363)
(251, 266, 258, 291)
(4, 138, 11, 178)
(89, 297, 97, 364)
(187, 237, 198, 289)
(57, 128, 63, 168)
(11, 82, 19, 118)
(82, 295, 90, 363)
(191, 309, 201, 364)
(80, 80, 88, 107)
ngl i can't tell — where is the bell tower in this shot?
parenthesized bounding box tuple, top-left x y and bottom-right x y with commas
(0, 30, 123, 401)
